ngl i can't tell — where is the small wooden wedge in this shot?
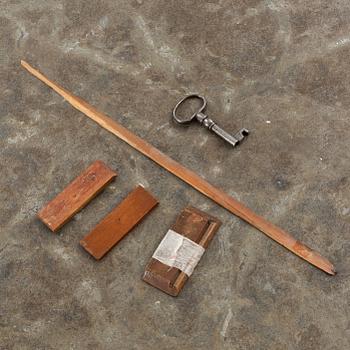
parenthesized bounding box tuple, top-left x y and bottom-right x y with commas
(38, 160, 117, 232)
(80, 185, 158, 259)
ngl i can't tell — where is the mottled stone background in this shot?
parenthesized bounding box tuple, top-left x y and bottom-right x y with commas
(1, 1, 349, 349)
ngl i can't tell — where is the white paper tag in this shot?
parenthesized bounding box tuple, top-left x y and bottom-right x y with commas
(152, 229, 205, 276)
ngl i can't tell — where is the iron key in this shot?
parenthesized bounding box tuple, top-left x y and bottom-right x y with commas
(172, 94, 249, 148)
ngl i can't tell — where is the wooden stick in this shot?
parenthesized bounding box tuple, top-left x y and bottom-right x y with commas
(21, 60, 336, 275)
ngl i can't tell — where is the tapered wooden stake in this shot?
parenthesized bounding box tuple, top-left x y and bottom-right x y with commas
(21, 60, 336, 275)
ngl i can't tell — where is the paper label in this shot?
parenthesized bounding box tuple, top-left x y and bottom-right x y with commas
(152, 229, 205, 276)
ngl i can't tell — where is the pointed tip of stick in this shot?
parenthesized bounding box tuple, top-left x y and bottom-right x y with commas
(327, 264, 337, 276)
(21, 60, 37, 74)
(293, 241, 336, 275)
(315, 255, 336, 276)
(21, 60, 33, 73)
(314, 255, 336, 276)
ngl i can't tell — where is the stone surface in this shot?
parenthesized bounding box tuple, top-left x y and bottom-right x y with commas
(1, 1, 349, 349)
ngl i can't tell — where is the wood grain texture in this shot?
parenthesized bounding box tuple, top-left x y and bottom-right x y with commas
(143, 206, 221, 296)
(38, 160, 117, 232)
(80, 185, 158, 259)
(22, 60, 336, 275)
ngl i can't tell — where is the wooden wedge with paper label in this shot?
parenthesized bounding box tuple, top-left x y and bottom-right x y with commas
(143, 206, 221, 296)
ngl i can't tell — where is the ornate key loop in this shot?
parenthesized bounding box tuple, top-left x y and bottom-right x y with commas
(172, 94, 207, 124)
(172, 94, 249, 148)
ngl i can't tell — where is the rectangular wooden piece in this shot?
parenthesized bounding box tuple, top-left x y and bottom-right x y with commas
(38, 160, 117, 232)
(142, 206, 221, 296)
(80, 185, 158, 259)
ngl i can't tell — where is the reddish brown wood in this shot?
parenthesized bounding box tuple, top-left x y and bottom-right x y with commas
(143, 207, 221, 296)
(38, 160, 117, 232)
(22, 60, 336, 275)
(80, 185, 158, 259)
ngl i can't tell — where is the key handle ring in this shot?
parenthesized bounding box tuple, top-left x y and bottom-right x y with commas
(172, 94, 207, 124)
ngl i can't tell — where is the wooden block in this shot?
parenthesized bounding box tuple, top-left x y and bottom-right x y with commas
(80, 185, 158, 259)
(142, 207, 221, 296)
(38, 160, 117, 232)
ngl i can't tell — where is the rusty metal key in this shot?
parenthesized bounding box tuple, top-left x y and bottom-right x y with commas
(172, 94, 249, 148)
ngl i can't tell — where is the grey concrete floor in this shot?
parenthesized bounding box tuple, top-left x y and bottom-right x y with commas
(1, 1, 350, 349)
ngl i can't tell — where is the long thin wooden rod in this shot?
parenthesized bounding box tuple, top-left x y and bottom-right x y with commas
(21, 60, 335, 275)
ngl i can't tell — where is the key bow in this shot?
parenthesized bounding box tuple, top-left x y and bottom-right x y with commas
(172, 94, 249, 148)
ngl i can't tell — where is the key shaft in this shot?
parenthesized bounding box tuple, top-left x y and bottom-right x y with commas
(196, 112, 249, 147)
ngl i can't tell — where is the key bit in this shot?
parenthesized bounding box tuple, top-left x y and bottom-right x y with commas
(172, 94, 249, 148)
